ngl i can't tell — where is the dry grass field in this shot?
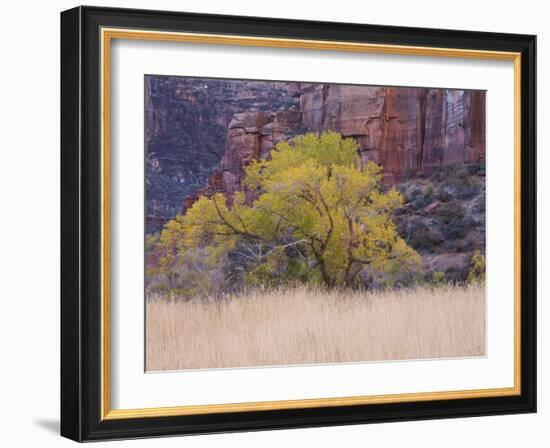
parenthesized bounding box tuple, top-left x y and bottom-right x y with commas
(146, 284, 485, 371)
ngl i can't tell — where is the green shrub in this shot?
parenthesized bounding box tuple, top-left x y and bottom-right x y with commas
(412, 196, 427, 210)
(424, 184, 434, 199)
(467, 250, 486, 284)
(432, 271, 445, 286)
(405, 187, 423, 203)
(429, 163, 484, 201)
(467, 161, 485, 176)
(145, 233, 160, 252)
(434, 188, 451, 202)
(442, 220, 467, 240)
(434, 200, 465, 225)
(445, 264, 470, 283)
(404, 218, 442, 252)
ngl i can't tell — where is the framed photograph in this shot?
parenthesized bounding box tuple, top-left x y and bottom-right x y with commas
(60, 6, 536, 442)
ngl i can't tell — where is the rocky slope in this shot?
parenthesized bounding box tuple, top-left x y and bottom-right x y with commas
(394, 163, 485, 283)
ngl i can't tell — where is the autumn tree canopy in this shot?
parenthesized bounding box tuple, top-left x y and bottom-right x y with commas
(152, 132, 420, 294)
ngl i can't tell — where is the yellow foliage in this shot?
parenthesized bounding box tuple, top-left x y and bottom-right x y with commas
(154, 131, 420, 290)
(467, 250, 486, 284)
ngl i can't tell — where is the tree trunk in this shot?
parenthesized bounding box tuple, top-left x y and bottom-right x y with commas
(318, 258, 335, 288)
(344, 264, 363, 289)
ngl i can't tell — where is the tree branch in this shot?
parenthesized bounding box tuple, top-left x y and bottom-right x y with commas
(211, 196, 260, 241)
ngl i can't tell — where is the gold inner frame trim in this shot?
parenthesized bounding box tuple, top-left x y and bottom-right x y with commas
(100, 27, 522, 421)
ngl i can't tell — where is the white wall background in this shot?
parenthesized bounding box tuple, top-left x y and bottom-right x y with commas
(0, 0, 546, 446)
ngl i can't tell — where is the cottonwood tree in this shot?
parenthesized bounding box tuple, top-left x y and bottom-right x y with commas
(156, 132, 420, 291)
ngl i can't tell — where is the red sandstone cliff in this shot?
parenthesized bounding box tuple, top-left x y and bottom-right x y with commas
(300, 84, 485, 183)
(183, 108, 304, 207)
(183, 84, 485, 212)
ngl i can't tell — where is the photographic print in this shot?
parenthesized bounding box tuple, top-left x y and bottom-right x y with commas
(61, 9, 536, 440)
(144, 76, 487, 372)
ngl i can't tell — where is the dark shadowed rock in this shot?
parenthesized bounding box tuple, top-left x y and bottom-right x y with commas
(145, 77, 301, 232)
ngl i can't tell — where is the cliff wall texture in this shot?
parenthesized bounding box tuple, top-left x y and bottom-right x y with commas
(145, 77, 485, 233)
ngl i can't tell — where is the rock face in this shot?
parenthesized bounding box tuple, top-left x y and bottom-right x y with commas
(222, 110, 305, 195)
(183, 109, 305, 208)
(300, 84, 485, 184)
(145, 76, 485, 232)
(145, 76, 300, 232)
(185, 83, 485, 212)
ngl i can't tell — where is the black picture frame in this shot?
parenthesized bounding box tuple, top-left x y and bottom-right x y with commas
(61, 5, 536, 442)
